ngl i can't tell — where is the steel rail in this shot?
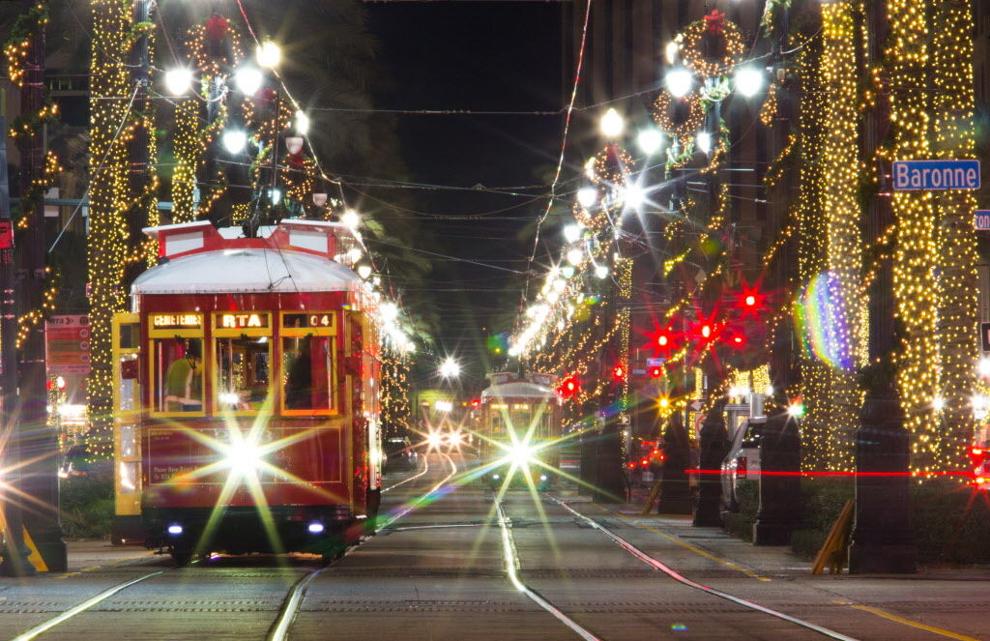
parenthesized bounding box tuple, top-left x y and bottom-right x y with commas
(548, 496, 861, 641)
(382, 454, 430, 493)
(10, 570, 165, 641)
(495, 500, 603, 641)
(272, 453, 460, 641)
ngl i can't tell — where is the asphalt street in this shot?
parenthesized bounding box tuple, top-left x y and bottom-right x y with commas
(0, 452, 986, 641)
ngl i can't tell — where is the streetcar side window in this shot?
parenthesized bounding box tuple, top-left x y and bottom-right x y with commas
(281, 335, 334, 412)
(152, 338, 204, 414)
(215, 337, 272, 412)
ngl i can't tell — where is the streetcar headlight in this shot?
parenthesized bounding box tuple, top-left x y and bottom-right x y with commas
(226, 440, 263, 476)
(509, 442, 534, 467)
(427, 432, 443, 448)
(307, 522, 325, 534)
(449, 431, 463, 446)
(167, 524, 183, 536)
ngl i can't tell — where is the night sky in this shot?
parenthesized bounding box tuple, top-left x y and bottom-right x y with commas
(364, 2, 564, 386)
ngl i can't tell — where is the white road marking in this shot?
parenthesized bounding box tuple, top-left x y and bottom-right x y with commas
(382, 455, 430, 493)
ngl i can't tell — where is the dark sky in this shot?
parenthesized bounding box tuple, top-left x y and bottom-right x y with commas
(365, 2, 565, 384)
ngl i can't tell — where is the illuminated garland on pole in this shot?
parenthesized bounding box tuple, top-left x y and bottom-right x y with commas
(171, 99, 200, 223)
(886, 0, 939, 469)
(931, 0, 979, 473)
(87, 0, 134, 442)
(817, 0, 864, 470)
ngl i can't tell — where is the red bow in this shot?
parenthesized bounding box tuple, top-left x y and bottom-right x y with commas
(205, 14, 229, 42)
(704, 9, 726, 35)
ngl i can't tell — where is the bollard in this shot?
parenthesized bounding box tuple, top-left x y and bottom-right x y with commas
(752, 410, 801, 545)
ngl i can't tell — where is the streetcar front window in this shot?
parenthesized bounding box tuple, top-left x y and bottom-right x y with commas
(216, 336, 272, 412)
(281, 335, 334, 412)
(153, 338, 204, 413)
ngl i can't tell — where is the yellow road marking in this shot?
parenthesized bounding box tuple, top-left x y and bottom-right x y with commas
(620, 516, 771, 582)
(850, 604, 982, 641)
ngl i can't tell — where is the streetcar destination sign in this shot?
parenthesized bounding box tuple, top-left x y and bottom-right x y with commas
(892, 160, 981, 191)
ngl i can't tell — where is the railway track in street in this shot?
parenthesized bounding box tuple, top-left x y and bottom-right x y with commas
(4, 454, 458, 641)
(542, 495, 861, 641)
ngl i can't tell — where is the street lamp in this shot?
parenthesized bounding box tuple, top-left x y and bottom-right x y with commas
(563, 223, 583, 243)
(164, 67, 193, 96)
(636, 128, 664, 156)
(599, 108, 625, 139)
(356, 262, 373, 280)
(340, 209, 361, 230)
(665, 67, 694, 98)
(733, 66, 765, 98)
(577, 186, 597, 209)
(221, 129, 248, 155)
(233, 65, 264, 95)
(696, 131, 713, 155)
(294, 110, 310, 136)
(439, 357, 461, 379)
(256, 40, 282, 69)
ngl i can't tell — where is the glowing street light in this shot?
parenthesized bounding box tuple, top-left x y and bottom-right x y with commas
(665, 67, 694, 98)
(563, 223, 583, 243)
(566, 247, 583, 266)
(696, 131, 713, 155)
(733, 65, 765, 98)
(340, 209, 361, 230)
(599, 108, 625, 139)
(621, 183, 646, 210)
(439, 357, 461, 379)
(164, 67, 194, 96)
(233, 65, 264, 95)
(637, 128, 664, 156)
(256, 40, 282, 69)
(221, 129, 248, 155)
(577, 186, 598, 209)
(294, 110, 311, 136)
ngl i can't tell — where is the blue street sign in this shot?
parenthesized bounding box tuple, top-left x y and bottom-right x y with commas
(976, 211, 990, 231)
(892, 160, 981, 191)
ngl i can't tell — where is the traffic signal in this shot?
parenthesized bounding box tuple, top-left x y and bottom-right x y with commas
(558, 375, 580, 400)
(648, 366, 663, 378)
(612, 364, 627, 383)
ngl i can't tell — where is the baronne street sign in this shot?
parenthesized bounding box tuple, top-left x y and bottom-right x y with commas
(976, 211, 990, 231)
(892, 159, 981, 191)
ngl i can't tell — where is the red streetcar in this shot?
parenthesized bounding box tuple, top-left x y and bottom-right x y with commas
(110, 220, 383, 564)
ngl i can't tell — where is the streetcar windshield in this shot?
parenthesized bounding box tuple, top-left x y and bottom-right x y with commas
(215, 336, 271, 412)
(152, 338, 204, 414)
(281, 335, 334, 412)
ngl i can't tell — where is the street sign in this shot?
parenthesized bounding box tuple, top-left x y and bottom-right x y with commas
(892, 160, 981, 191)
(976, 211, 990, 231)
(982, 322, 990, 353)
(45, 315, 91, 375)
(646, 357, 665, 367)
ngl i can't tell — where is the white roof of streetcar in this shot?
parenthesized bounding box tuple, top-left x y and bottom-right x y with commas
(132, 221, 364, 295)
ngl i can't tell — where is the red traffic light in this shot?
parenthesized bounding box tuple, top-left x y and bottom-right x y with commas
(558, 375, 580, 400)
(648, 366, 663, 379)
(612, 364, 627, 382)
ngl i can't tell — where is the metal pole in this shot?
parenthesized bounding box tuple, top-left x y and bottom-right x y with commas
(0, 111, 32, 576)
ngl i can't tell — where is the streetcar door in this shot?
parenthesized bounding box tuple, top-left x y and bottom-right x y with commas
(111, 312, 143, 543)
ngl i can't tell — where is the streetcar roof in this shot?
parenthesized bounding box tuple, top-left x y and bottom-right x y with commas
(480, 381, 556, 401)
(131, 247, 362, 294)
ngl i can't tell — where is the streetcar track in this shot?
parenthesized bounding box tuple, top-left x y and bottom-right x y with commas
(382, 454, 430, 493)
(547, 496, 862, 641)
(9, 570, 166, 641)
(494, 500, 603, 641)
(271, 453, 459, 641)
(8, 456, 453, 641)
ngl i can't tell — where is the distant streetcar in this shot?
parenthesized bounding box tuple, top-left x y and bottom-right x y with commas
(110, 220, 383, 564)
(478, 372, 560, 490)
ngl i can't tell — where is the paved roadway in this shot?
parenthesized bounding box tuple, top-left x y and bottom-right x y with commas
(0, 452, 986, 641)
